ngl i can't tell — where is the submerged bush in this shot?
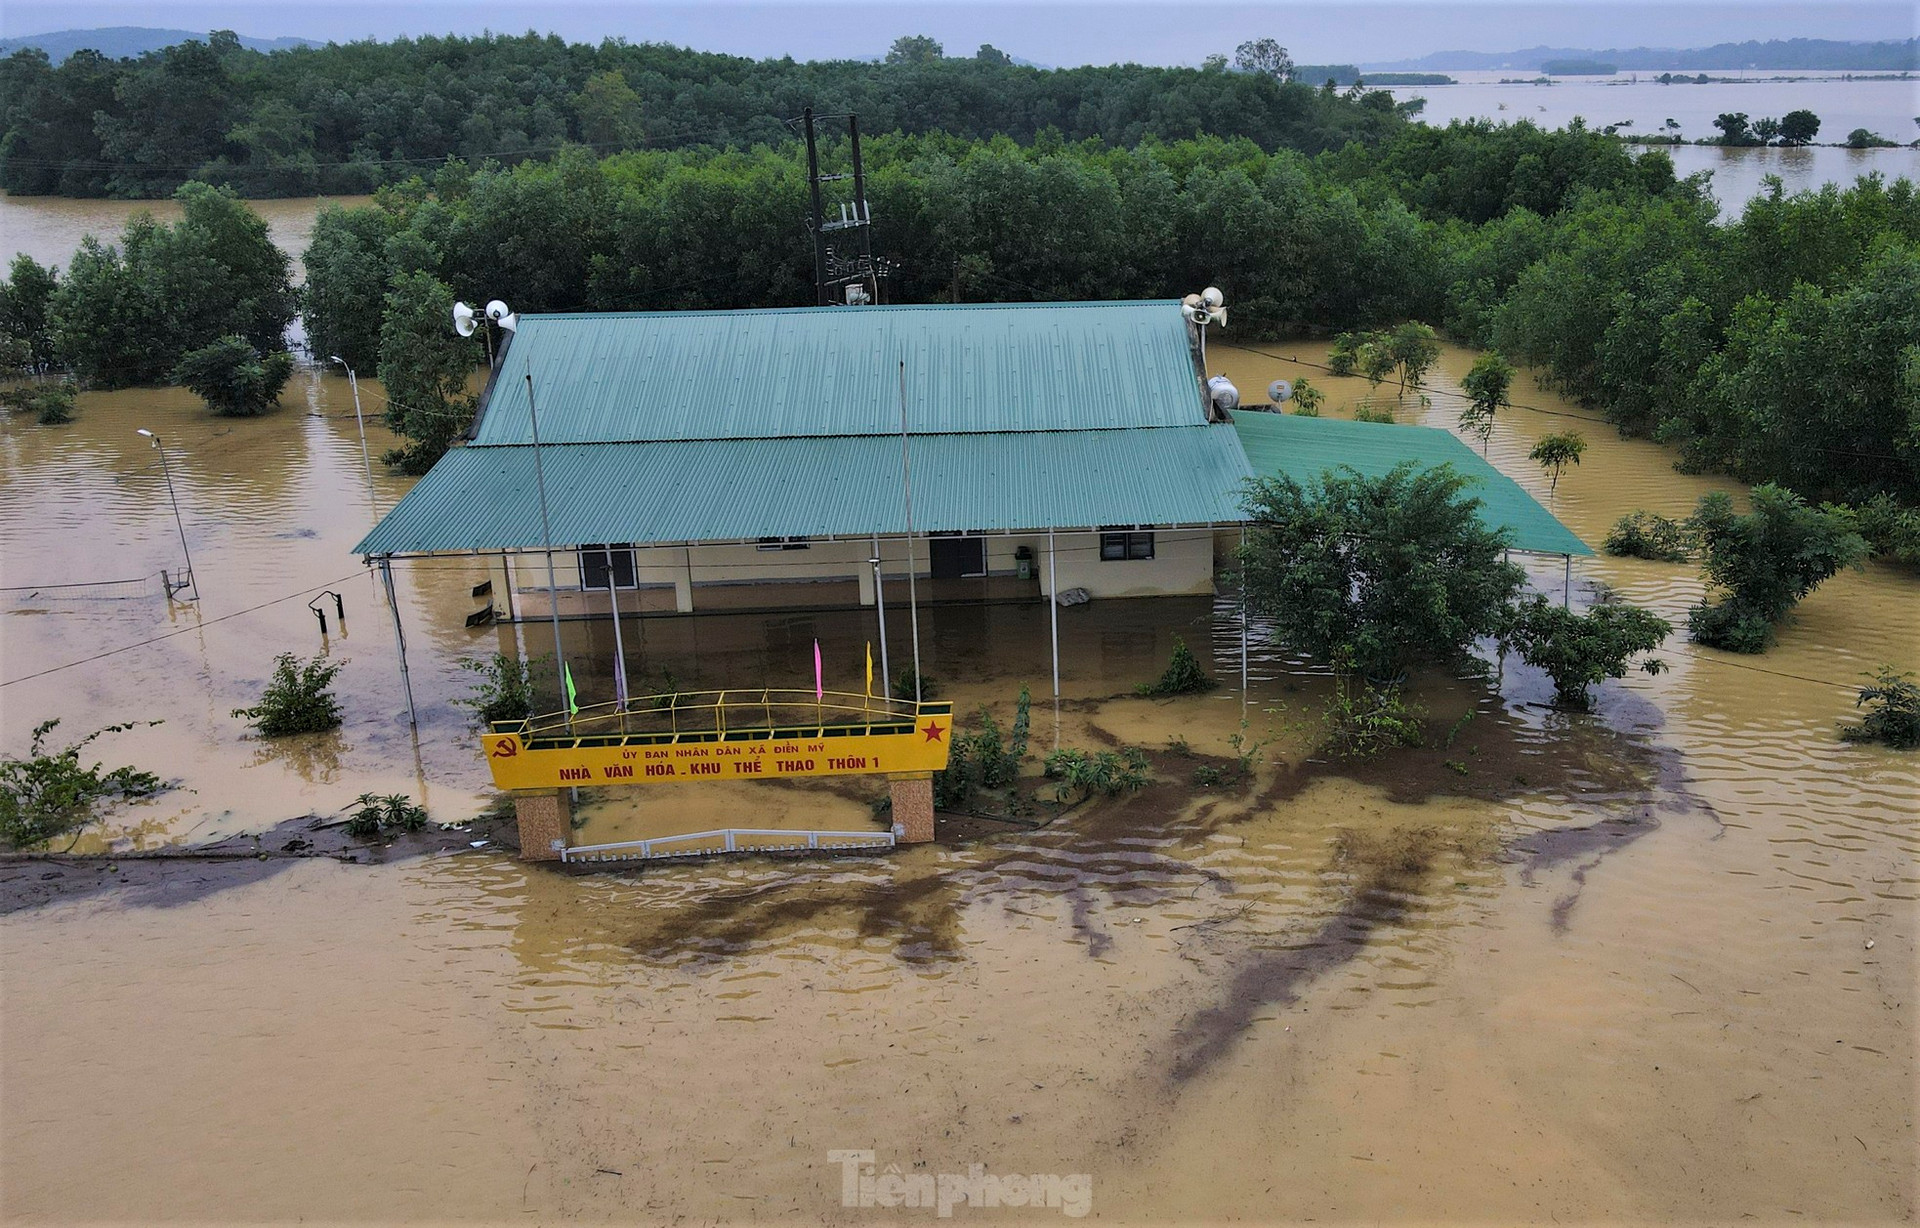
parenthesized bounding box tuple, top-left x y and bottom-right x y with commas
(1322, 680, 1424, 758)
(0, 719, 164, 850)
(1605, 510, 1694, 562)
(892, 666, 939, 701)
(1839, 667, 1920, 750)
(1503, 596, 1670, 708)
(459, 652, 547, 725)
(932, 687, 1031, 810)
(173, 335, 294, 417)
(1687, 487, 1867, 654)
(1136, 635, 1216, 697)
(0, 380, 76, 424)
(1043, 747, 1150, 802)
(345, 792, 430, 837)
(233, 653, 345, 736)
(1850, 494, 1920, 571)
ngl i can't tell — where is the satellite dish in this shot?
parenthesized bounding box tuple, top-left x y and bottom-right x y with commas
(485, 299, 512, 322)
(452, 301, 478, 338)
(1207, 374, 1240, 411)
(1201, 286, 1225, 309)
(1268, 379, 1293, 403)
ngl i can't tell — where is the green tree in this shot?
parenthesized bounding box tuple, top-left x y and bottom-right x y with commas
(1712, 112, 1755, 146)
(1239, 462, 1526, 680)
(1457, 351, 1513, 453)
(300, 204, 394, 372)
(173, 335, 294, 417)
(974, 44, 1013, 66)
(1752, 116, 1782, 145)
(1529, 431, 1587, 499)
(1778, 109, 1821, 146)
(0, 253, 59, 370)
(571, 70, 644, 150)
(1234, 38, 1295, 80)
(1503, 597, 1670, 708)
(886, 35, 944, 64)
(0, 719, 164, 851)
(1386, 320, 1440, 392)
(377, 271, 481, 472)
(1687, 486, 1868, 653)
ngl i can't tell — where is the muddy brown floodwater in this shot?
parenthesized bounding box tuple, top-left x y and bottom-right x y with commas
(1, 344, 1914, 1223)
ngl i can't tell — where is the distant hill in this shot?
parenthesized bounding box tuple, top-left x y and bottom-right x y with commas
(1367, 37, 1920, 72)
(0, 27, 317, 62)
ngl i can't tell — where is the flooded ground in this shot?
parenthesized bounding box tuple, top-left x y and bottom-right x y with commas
(2, 343, 1915, 1222)
(0, 191, 373, 277)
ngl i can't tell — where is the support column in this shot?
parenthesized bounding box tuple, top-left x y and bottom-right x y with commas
(888, 773, 935, 843)
(1047, 527, 1060, 699)
(676, 547, 695, 613)
(514, 789, 571, 861)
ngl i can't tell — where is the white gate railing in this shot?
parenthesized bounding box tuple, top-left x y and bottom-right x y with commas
(562, 827, 896, 864)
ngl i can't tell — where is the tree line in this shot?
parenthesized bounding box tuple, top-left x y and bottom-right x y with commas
(0, 29, 1409, 198)
(3, 118, 1916, 521)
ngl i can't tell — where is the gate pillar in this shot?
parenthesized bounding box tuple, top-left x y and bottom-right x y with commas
(888, 773, 935, 843)
(514, 789, 572, 861)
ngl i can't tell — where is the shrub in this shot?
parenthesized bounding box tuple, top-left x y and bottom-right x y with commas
(345, 792, 430, 837)
(1289, 376, 1324, 415)
(1353, 403, 1396, 424)
(1850, 494, 1920, 571)
(1327, 332, 1361, 376)
(1605, 510, 1694, 562)
(172, 335, 295, 417)
(1193, 764, 1226, 787)
(892, 666, 939, 701)
(0, 380, 76, 424)
(1322, 680, 1424, 758)
(1043, 747, 1150, 801)
(459, 652, 545, 725)
(1136, 635, 1216, 696)
(1241, 462, 1525, 681)
(1687, 487, 1867, 653)
(233, 653, 345, 735)
(0, 719, 164, 850)
(1839, 667, 1920, 750)
(1503, 596, 1670, 708)
(931, 688, 1030, 809)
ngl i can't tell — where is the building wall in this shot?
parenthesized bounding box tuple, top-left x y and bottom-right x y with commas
(502, 527, 1219, 618)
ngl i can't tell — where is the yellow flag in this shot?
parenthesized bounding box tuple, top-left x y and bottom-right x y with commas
(865, 642, 874, 696)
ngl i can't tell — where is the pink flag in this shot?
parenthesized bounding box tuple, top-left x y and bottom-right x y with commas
(814, 639, 824, 699)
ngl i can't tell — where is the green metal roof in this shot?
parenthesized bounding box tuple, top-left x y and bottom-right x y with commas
(354, 426, 1253, 555)
(1231, 411, 1592, 557)
(471, 301, 1205, 445)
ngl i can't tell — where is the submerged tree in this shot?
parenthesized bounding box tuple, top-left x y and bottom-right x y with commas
(0, 719, 165, 850)
(1240, 462, 1524, 681)
(377, 271, 482, 473)
(1504, 596, 1670, 708)
(173, 335, 294, 417)
(1687, 486, 1867, 653)
(1529, 431, 1588, 500)
(1458, 351, 1514, 453)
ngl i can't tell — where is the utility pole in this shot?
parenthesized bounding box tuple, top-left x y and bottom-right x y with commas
(803, 107, 828, 306)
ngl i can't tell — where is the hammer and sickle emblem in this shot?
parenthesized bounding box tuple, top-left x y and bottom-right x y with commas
(490, 737, 520, 759)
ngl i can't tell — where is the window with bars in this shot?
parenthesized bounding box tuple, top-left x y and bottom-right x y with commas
(1099, 530, 1155, 561)
(579, 544, 638, 589)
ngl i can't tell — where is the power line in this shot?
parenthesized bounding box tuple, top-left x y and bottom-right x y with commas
(0, 568, 370, 688)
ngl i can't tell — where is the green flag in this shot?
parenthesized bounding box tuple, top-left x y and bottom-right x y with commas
(564, 662, 579, 716)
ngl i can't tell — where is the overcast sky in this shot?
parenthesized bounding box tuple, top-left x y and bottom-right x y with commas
(3, 1, 1914, 66)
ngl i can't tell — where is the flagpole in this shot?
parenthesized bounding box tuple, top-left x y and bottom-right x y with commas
(871, 532, 891, 701)
(526, 368, 570, 732)
(899, 360, 923, 705)
(605, 554, 630, 728)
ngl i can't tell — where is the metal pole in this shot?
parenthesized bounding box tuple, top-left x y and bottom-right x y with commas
(1563, 555, 1572, 609)
(332, 358, 375, 501)
(1048, 527, 1060, 699)
(378, 556, 418, 727)
(872, 533, 891, 700)
(143, 432, 196, 600)
(526, 369, 570, 726)
(803, 107, 827, 306)
(605, 550, 630, 711)
(1240, 524, 1250, 694)
(899, 361, 922, 703)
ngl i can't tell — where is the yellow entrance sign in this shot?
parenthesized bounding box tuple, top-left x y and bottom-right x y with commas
(481, 693, 954, 791)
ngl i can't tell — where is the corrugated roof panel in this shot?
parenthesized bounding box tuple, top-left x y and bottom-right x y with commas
(354, 426, 1253, 555)
(472, 301, 1204, 445)
(1231, 411, 1592, 557)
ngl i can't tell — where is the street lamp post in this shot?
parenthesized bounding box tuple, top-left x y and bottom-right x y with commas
(136, 429, 196, 600)
(329, 356, 377, 499)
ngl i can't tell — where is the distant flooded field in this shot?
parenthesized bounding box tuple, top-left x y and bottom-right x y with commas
(1, 342, 1913, 1221)
(0, 191, 372, 278)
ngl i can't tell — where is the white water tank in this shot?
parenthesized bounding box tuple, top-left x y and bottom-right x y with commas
(1207, 375, 1240, 412)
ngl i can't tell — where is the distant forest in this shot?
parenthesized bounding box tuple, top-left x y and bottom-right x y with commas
(1370, 37, 1920, 72)
(0, 30, 1409, 199)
